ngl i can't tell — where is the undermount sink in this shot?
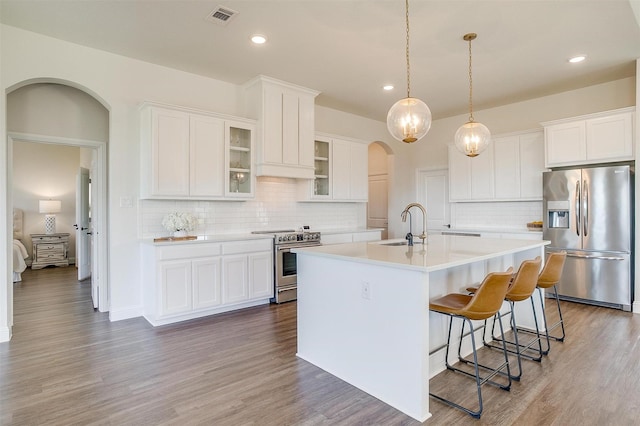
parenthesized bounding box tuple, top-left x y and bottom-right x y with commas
(379, 241, 409, 246)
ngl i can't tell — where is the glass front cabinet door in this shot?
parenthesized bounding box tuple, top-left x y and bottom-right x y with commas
(313, 138, 331, 198)
(226, 121, 255, 198)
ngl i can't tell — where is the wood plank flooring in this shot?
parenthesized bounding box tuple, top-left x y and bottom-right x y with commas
(2, 266, 639, 425)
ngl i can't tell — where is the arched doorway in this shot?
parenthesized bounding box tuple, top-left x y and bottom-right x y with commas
(368, 141, 394, 240)
(4, 80, 110, 340)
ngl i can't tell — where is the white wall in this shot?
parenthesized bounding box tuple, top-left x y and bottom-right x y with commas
(12, 141, 80, 260)
(7, 83, 108, 141)
(1, 24, 243, 323)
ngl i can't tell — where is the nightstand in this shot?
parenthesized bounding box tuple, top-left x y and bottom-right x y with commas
(30, 233, 70, 269)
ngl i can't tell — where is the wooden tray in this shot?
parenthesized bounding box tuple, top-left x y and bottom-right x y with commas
(153, 235, 198, 242)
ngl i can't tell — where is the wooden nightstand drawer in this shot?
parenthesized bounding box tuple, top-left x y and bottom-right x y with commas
(31, 233, 70, 269)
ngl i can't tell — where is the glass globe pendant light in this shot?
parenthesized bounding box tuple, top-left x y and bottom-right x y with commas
(454, 33, 491, 157)
(387, 0, 432, 143)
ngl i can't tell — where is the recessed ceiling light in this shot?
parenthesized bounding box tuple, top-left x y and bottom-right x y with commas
(569, 55, 586, 63)
(251, 34, 267, 44)
(383, 85, 394, 91)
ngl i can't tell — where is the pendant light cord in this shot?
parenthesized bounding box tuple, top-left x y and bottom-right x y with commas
(405, 0, 411, 99)
(467, 35, 474, 122)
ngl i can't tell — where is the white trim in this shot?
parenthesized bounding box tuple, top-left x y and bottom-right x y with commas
(110, 305, 144, 322)
(540, 106, 635, 127)
(7, 132, 110, 314)
(0, 326, 11, 342)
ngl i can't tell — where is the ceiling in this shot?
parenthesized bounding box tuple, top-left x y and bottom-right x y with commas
(2, 0, 640, 121)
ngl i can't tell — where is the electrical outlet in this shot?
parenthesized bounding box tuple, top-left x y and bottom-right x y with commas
(361, 281, 371, 300)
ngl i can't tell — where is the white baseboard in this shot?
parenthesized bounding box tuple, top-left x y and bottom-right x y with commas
(109, 305, 143, 322)
(633, 301, 640, 314)
(0, 325, 12, 342)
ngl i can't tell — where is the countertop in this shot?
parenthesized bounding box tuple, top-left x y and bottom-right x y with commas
(142, 233, 274, 245)
(318, 228, 384, 235)
(293, 234, 549, 272)
(442, 227, 542, 235)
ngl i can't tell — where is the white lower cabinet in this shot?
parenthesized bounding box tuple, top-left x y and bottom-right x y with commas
(248, 252, 274, 298)
(222, 255, 249, 304)
(192, 258, 222, 310)
(143, 238, 273, 326)
(159, 260, 193, 316)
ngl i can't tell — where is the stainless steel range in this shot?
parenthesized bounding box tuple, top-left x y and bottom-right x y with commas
(252, 229, 322, 303)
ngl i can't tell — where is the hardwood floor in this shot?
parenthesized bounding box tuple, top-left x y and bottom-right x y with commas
(2, 267, 639, 425)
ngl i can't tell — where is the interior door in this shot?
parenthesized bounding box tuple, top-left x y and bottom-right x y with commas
(417, 169, 450, 232)
(76, 167, 92, 288)
(367, 175, 388, 239)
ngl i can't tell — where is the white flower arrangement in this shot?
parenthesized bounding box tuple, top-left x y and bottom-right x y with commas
(162, 212, 196, 233)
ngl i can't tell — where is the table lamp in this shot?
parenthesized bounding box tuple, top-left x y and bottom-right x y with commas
(39, 200, 61, 234)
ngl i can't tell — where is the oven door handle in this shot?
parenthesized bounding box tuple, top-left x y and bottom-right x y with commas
(278, 287, 297, 294)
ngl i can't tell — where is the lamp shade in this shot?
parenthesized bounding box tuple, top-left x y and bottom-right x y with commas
(454, 121, 491, 157)
(386, 97, 432, 143)
(39, 200, 61, 214)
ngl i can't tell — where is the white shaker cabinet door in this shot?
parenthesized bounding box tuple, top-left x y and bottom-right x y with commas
(350, 142, 369, 201)
(332, 139, 351, 200)
(263, 85, 284, 165)
(493, 135, 520, 199)
(159, 260, 192, 316)
(282, 90, 300, 166)
(222, 255, 249, 304)
(448, 146, 471, 201)
(152, 108, 191, 196)
(586, 112, 633, 161)
(192, 257, 222, 310)
(248, 252, 273, 299)
(190, 115, 225, 197)
(519, 131, 544, 199)
(470, 142, 495, 200)
(545, 120, 586, 166)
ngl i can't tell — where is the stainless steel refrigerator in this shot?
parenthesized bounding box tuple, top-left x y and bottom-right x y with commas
(543, 164, 634, 311)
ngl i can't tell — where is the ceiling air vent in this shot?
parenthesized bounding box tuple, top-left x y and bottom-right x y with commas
(205, 5, 239, 26)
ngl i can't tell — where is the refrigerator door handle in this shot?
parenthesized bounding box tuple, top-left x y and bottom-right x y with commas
(575, 180, 581, 236)
(565, 253, 625, 261)
(583, 179, 588, 237)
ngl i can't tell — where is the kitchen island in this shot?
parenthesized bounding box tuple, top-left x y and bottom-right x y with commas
(294, 235, 549, 422)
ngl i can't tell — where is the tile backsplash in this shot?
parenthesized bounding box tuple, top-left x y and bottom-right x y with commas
(140, 177, 366, 238)
(452, 201, 543, 230)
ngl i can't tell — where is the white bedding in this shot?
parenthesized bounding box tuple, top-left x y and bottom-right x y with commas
(13, 239, 28, 282)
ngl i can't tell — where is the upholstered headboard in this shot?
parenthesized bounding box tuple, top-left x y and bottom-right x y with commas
(13, 208, 24, 240)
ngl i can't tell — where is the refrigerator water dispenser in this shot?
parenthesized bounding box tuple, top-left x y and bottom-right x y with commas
(547, 200, 570, 228)
(548, 210, 569, 228)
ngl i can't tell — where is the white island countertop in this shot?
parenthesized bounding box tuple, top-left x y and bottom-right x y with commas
(294, 234, 549, 272)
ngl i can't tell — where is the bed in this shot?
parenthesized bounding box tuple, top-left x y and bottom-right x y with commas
(13, 208, 29, 282)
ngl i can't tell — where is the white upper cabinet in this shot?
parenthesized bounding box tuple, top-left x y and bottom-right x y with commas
(543, 107, 634, 167)
(493, 130, 545, 200)
(518, 131, 545, 199)
(243, 75, 320, 179)
(448, 143, 495, 201)
(190, 114, 225, 197)
(449, 129, 544, 202)
(140, 102, 255, 200)
(300, 133, 368, 202)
